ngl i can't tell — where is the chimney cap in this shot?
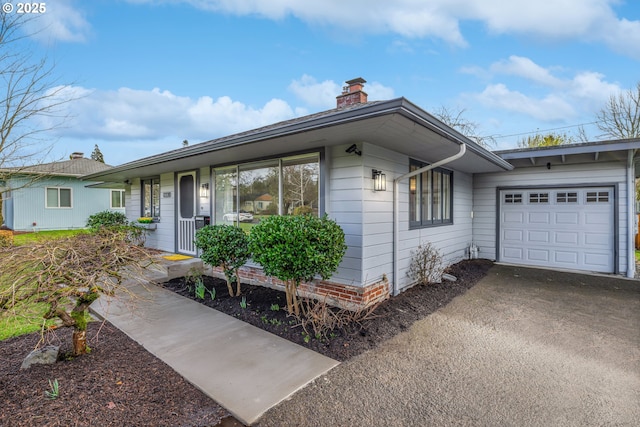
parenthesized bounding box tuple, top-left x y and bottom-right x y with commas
(345, 77, 366, 85)
(70, 152, 84, 159)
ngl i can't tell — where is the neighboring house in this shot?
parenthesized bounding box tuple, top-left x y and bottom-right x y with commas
(1, 152, 124, 231)
(83, 78, 640, 308)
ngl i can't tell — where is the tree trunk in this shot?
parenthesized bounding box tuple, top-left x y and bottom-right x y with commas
(225, 277, 234, 297)
(235, 275, 242, 296)
(72, 329, 87, 356)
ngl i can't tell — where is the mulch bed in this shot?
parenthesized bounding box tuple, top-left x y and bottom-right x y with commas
(0, 259, 492, 426)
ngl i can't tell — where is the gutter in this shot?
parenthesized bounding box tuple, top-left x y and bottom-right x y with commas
(392, 143, 467, 295)
(627, 149, 636, 278)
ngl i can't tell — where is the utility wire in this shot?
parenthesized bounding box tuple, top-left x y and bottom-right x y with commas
(492, 121, 600, 139)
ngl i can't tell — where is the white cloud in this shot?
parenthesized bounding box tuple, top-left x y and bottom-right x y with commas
(468, 57, 623, 122)
(490, 56, 563, 88)
(25, 0, 91, 43)
(476, 84, 575, 121)
(128, 0, 640, 58)
(288, 75, 395, 109)
(288, 75, 341, 108)
(50, 86, 296, 141)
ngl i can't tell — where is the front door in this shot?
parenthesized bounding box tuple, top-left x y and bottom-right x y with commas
(177, 172, 197, 255)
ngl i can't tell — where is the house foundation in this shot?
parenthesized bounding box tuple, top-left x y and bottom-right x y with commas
(206, 264, 390, 311)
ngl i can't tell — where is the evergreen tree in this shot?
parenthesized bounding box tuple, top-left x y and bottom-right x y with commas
(91, 144, 105, 163)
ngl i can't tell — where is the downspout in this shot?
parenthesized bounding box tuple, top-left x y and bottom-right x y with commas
(392, 143, 466, 295)
(627, 149, 636, 278)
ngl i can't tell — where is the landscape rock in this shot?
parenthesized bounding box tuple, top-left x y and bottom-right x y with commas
(20, 345, 59, 370)
(441, 273, 457, 282)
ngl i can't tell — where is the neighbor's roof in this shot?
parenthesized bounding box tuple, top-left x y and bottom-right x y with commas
(8, 157, 113, 177)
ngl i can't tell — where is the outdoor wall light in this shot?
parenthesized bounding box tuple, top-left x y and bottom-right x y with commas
(200, 182, 210, 198)
(372, 169, 386, 191)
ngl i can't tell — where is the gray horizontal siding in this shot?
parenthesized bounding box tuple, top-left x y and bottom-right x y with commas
(327, 144, 364, 285)
(362, 143, 474, 292)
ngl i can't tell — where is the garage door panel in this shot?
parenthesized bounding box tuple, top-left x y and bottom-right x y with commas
(584, 232, 610, 246)
(555, 231, 579, 245)
(503, 229, 523, 241)
(503, 247, 524, 260)
(527, 249, 549, 262)
(584, 212, 610, 225)
(503, 212, 524, 223)
(528, 230, 550, 243)
(500, 187, 614, 273)
(556, 212, 580, 224)
(555, 251, 579, 264)
(584, 253, 613, 268)
(528, 212, 550, 223)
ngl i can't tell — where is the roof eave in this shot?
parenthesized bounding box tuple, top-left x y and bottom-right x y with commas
(83, 98, 513, 181)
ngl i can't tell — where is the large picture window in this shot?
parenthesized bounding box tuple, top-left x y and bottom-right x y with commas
(141, 178, 160, 218)
(409, 159, 453, 228)
(46, 187, 72, 208)
(214, 152, 320, 231)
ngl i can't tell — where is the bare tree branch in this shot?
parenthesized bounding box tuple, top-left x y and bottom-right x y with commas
(0, 13, 77, 197)
(432, 106, 496, 148)
(596, 82, 640, 139)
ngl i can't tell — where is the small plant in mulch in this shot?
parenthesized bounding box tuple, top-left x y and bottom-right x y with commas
(407, 241, 445, 285)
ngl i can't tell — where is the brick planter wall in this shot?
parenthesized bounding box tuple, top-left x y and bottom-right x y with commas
(205, 264, 390, 311)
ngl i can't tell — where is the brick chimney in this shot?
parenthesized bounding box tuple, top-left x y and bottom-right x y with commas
(336, 77, 368, 109)
(70, 152, 84, 159)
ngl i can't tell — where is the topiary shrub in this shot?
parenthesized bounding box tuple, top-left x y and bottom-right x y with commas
(194, 224, 250, 297)
(248, 214, 347, 316)
(86, 210, 128, 229)
(407, 242, 444, 285)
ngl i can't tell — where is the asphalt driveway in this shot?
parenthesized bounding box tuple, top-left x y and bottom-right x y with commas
(257, 264, 640, 426)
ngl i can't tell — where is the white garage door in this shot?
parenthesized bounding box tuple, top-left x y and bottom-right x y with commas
(499, 187, 614, 273)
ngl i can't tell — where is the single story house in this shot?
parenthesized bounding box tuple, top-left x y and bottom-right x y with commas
(1, 153, 125, 231)
(83, 78, 639, 308)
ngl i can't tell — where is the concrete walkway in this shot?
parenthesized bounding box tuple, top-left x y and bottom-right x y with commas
(90, 258, 339, 426)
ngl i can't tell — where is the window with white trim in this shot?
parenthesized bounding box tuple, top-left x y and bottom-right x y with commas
(46, 187, 72, 208)
(111, 189, 125, 208)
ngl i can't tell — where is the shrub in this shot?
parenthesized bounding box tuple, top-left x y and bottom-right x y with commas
(86, 211, 128, 229)
(407, 242, 444, 285)
(194, 225, 250, 297)
(248, 214, 347, 316)
(292, 205, 313, 216)
(0, 228, 13, 248)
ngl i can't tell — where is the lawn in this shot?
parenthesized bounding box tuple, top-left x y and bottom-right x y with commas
(12, 228, 89, 245)
(1, 229, 88, 340)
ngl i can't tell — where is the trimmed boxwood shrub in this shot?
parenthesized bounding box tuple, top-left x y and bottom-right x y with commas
(194, 224, 250, 296)
(248, 214, 347, 316)
(86, 211, 128, 229)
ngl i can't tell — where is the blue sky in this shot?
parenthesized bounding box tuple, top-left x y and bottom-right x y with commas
(17, 0, 640, 165)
